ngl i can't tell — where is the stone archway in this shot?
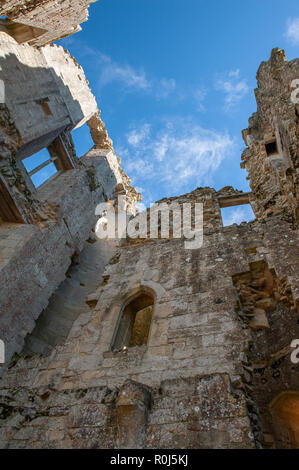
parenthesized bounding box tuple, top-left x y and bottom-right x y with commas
(270, 391, 299, 448)
(111, 288, 155, 351)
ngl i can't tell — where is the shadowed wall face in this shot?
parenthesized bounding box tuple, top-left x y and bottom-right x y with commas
(0, 39, 97, 155)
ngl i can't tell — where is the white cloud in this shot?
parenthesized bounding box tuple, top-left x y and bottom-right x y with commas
(127, 124, 151, 146)
(215, 69, 249, 111)
(156, 78, 176, 99)
(124, 157, 154, 177)
(87, 51, 176, 98)
(228, 70, 241, 79)
(97, 53, 151, 91)
(193, 88, 207, 111)
(285, 18, 299, 44)
(95, 53, 178, 100)
(117, 117, 236, 206)
(136, 202, 147, 212)
(66, 41, 177, 98)
(221, 205, 255, 226)
(222, 207, 247, 226)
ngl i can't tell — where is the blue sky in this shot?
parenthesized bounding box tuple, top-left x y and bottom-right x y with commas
(31, 0, 299, 225)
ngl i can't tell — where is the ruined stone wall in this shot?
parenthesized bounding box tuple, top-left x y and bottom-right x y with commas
(0, 36, 97, 154)
(0, 180, 293, 446)
(0, 32, 100, 226)
(241, 49, 299, 226)
(0, 6, 298, 449)
(0, 0, 99, 46)
(0, 175, 297, 449)
(0, 30, 140, 367)
(0, 178, 298, 449)
(236, 49, 299, 447)
(0, 191, 256, 448)
(231, 216, 299, 448)
(0, 374, 253, 449)
(0, 147, 138, 368)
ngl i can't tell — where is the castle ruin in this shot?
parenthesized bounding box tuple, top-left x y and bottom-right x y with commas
(0, 0, 298, 449)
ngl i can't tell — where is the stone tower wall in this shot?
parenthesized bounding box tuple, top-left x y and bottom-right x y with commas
(241, 49, 299, 226)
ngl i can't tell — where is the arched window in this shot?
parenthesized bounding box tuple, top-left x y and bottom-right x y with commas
(112, 290, 154, 350)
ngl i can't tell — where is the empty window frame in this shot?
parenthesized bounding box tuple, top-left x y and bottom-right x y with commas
(265, 140, 279, 157)
(112, 291, 154, 350)
(218, 192, 255, 227)
(220, 204, 255, 227)
(71, 123, 94, 158)
(23, 147, 59, 188)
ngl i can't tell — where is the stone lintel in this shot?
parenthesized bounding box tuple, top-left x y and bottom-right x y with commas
(218, 192, 251, 208)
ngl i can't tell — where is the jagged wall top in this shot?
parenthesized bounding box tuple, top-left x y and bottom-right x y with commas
(0, 0, 99, 46)
(241, 48, 299, 225)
